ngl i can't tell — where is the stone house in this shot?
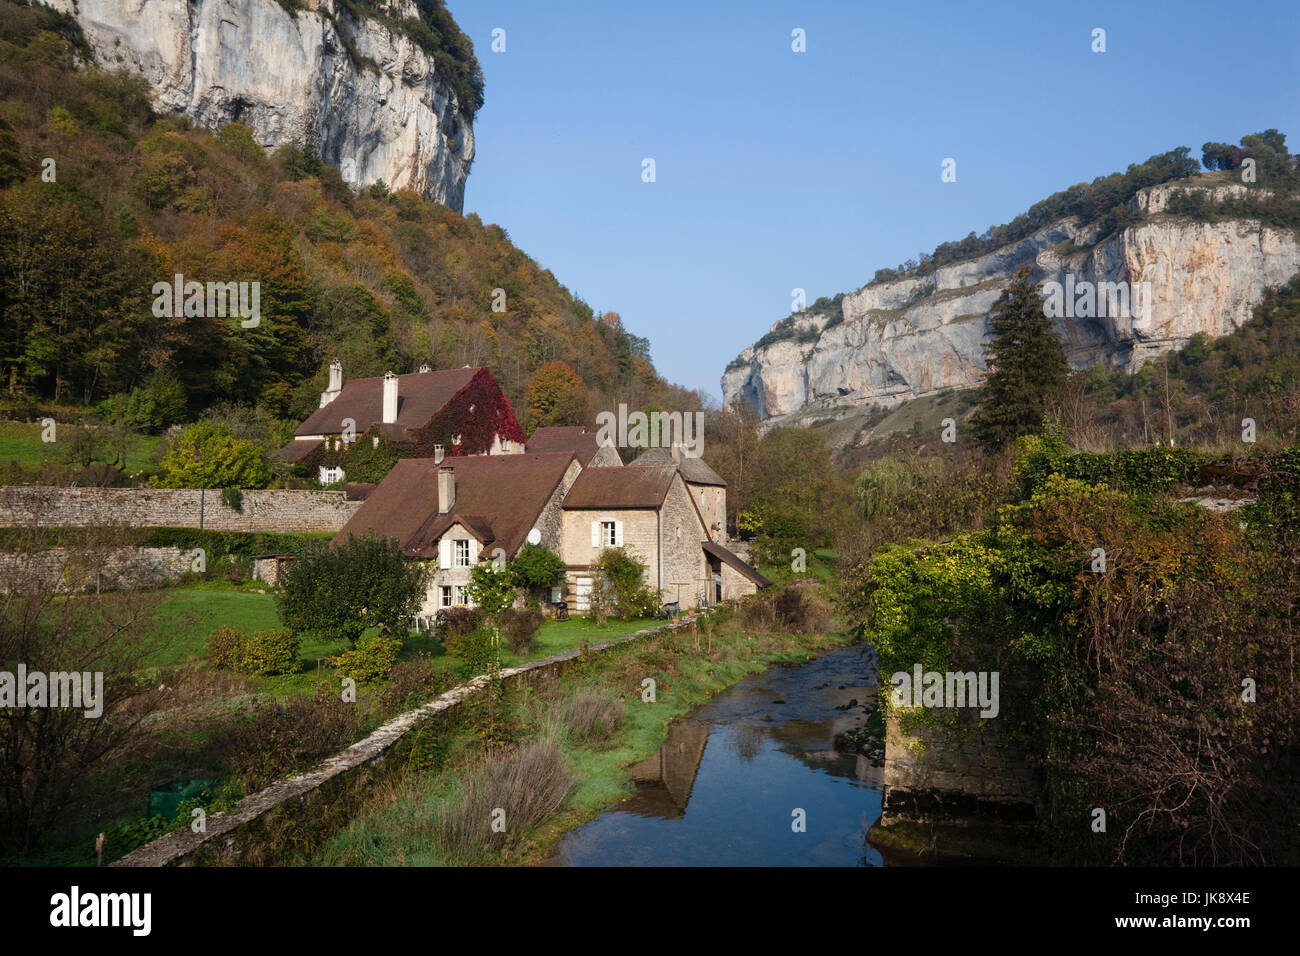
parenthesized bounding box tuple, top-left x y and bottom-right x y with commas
(333, 426, 767, 618)
(277, 361, 527, 485)
(334, 450, 582, 623)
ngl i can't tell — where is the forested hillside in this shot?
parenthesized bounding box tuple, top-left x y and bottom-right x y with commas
(0, 0, 692, 435)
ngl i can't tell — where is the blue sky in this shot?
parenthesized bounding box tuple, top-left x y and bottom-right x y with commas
(447, 0, 1300, 401)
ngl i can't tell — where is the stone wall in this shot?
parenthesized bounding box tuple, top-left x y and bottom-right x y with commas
(114, 616, 702, 867)
(879, 710, 1039, 826)
(0, 487, 361, 533)
(659, 476, 709, 606)
(0, 547, 191, 593)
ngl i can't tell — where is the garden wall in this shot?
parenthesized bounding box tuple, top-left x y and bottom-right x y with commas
(113, 617, 698, 867)
(0, 546, 190, 593)
(0, 487, 361, 533)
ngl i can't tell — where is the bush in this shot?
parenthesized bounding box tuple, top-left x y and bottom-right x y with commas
(239, 627, 300, 676)
(205, 626, 299, 675)
(772, 584, 833, 635)
(499, 606, 545, 655)
(442, 627, 497, 674)
(378, 653, 448, 715)
(434, 737, 573, 861)
(437, 605, 483, 638)
(564, 690, 625, 745)
(205, 626, 246, 670)
(591, 548, 659, 620)
(216, 684, 360, 792)
(326, 633, 402, 684)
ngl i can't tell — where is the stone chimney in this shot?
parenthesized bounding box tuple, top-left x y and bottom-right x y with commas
(437, 465, 455, 514)
(319, 358, 343, 408)
(382, 371, 398, 424)
(670, 442, 685, 463)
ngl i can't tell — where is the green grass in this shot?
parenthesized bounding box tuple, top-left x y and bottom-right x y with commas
(0, 421, 162, 470)
(148, 581, 659, 698)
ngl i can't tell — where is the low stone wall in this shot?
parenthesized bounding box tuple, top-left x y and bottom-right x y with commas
(879, 710, 1039, 826)
(0, 546, 191, 593)
(0, 487, 361, 533)
(114, 617, 698, 867)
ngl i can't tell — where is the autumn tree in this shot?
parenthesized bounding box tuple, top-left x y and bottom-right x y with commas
(525, 359, 591, 429)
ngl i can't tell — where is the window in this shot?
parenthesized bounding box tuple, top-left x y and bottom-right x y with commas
(454, 539, 471, 567)
(440, 586, 452, 608)
(602, 521, 617, 546)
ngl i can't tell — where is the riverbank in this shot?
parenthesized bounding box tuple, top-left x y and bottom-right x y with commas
(311, 589, 854, 865)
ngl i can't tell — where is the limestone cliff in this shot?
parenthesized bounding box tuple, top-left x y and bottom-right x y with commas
(723, 181, 1300, 423)
(51, 0, 475, 210)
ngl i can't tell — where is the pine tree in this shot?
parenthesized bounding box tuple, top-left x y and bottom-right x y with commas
(971, 265, 1069, 450)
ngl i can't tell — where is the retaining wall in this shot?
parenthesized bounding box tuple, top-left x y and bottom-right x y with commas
(0, 487, 361, 533)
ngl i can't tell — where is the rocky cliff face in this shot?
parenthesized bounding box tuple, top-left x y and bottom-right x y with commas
(723, 181, 1300, 423)
(52, 0, 475, 210)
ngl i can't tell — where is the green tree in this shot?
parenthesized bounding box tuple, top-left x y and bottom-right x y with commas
(971, 266, 1069, 450)
(276, 533, 425, 645)
(149, 421, 272, 488)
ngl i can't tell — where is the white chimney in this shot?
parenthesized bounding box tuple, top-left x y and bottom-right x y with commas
(437, 466, 455, 514)
(670, 442, 685, 463)
(382, 371, 398, 424)
(319, 358, 344, 408)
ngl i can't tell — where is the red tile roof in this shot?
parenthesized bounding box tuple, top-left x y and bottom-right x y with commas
(562, 463, 678, 510)
(526, 426, 611, 466)
(294, 366, 480, 439)
(335, 452, 577, 559)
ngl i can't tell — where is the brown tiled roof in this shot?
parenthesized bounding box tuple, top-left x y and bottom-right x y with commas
(628, 446, 726, 486)
(335, 452, 577, 559)
(277, 437, 322, 463)
(526, 426, 612, 466)
(341, 482, 376, 501)
(703, 541, 771, 588)
(294, 366, 479, 438)
(562, 463, 678, 510)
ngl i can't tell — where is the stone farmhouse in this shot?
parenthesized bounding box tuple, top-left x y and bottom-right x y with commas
(336, 426, 768, 621)
(277, 360, 527, 485)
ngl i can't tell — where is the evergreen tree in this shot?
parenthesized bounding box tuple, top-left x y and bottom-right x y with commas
(971, 266, 1069, 450)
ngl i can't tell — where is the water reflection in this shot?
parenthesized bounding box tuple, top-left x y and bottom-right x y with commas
(548, 645, 886, 866)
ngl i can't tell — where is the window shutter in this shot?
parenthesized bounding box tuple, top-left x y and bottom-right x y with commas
(614, 520, 624, 547)
(438, 538, 451, 570)
(468, 539, 479, 565)
(591, 520, 600, 548)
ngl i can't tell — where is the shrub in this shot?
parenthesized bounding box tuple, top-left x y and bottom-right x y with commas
(216, 684, 360, 792)
(326, 633, 402, 684)
(499, 606, 545, 655)
(379, 653, 448, 715)
(206, 626, 246, 670)
(434, 737, 573, 861)
(437, 605, 483, 638)
(564, 690, 625, 745)
(591, 548, 659, 620)
(772, 584, 833, 635)
(239, 628, 300, 676)
(442, 627, 497, 674)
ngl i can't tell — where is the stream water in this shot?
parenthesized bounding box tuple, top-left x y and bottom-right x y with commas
(547, 644, 893, 866)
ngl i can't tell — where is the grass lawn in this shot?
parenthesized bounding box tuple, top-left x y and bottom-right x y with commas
(148, 581, 660, 698)
(0, 421, 163, 470)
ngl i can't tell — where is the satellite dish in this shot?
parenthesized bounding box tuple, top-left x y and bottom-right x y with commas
(527, 528, 542, 546)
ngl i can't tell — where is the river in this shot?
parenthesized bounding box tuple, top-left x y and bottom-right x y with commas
(546, 643, 895, 866)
